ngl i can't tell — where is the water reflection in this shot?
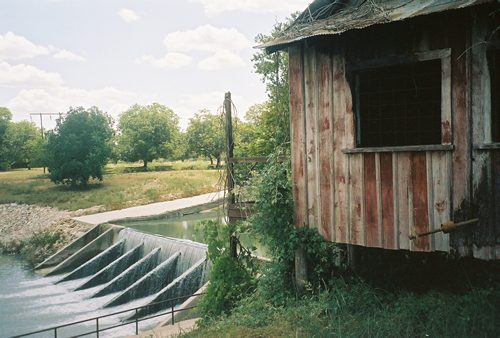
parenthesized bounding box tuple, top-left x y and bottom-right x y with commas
(115, 209, 267, 257)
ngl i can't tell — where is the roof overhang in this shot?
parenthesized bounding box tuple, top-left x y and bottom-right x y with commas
(258, 0, 495, 53)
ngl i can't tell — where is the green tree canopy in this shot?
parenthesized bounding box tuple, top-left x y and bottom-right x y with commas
(0, 107, 12, 169)
(248, 18, 296, 154)
(186, 110, 225, 167)
(4, 121, 45, 168)
(46, 106, 113, 187)
(118, 103, 180, 169)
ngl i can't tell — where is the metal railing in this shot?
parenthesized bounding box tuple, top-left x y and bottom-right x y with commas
(12, 293, 204, 338)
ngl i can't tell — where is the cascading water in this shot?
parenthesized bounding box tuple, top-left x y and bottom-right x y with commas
(6, 224, 210, 337)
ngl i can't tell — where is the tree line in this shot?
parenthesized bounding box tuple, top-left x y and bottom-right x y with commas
(0, 96, 285, 187)
(0, 20, 289, 187)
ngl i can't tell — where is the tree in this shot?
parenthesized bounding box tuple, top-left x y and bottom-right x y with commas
(0, 107, 12, 169)
(118, 103, 180, 169)
(249, 18, 296, 154)
(186, 110, 225, 167)
(4, 121, 45, 168)
(46, 106, 113, 187)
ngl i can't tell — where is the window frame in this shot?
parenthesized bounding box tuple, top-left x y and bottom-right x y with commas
(344, 48, 452, 153)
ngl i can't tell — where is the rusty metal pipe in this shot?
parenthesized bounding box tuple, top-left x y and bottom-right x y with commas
(409, 218, 479, 240)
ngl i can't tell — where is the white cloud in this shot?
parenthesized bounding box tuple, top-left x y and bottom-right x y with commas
(198, 50, 245, 70)
(0, 32, 86, 63)
(173, 91, 252, 129)
(191, 0, 310, 16)
(0, 32, 50, 60)
(8, 86, 150, 117)
(140, 25, 250, 71)
(164, 25, 251, 53)
(118, 8, 141, 23)
(53, 49, 86, 62)
(136, 52, 192, 69)
(0, 61, 63, 87)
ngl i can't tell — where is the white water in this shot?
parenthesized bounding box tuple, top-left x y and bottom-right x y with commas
(0, 255, 161, 337)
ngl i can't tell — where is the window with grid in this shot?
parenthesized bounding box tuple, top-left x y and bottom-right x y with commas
(354, 59, 442, 147)
(489, 50, 500, 143)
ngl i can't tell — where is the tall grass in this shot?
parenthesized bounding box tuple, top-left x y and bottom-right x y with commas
(187, 276, 499, 338)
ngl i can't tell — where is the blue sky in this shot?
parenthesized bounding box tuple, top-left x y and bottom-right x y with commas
(0, 0, 310, 129)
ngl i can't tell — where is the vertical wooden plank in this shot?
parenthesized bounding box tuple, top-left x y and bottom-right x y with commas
(426, 152, 435, 251)
(376, 153, 383, 247)
(493, 151, 500, 259)
(411, 153, 431, 251)
(470, 11, 496, 260)
(396, 153, 412, 250)
(380, 153, 395, 249)
(332, 54, 348, 243)
(345, 47, 359, 246)
(450, 24, 471, 253)
(364, 153, 379, 247)
(317, 51, 334, 241)
(349, 153, 365, 246)
(431, 151, 451, 252)
(304, 47, 319, 230)
(289, 45, 308, 228)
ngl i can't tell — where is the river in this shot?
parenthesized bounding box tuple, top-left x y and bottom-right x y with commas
(0, 209, 264, 337)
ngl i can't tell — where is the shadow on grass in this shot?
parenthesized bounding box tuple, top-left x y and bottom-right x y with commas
(116, 165, 175, 173)
(51, 182, 106, 192)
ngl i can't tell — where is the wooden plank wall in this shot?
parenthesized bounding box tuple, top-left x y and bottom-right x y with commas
(289, 44, 454, 252)
(470, 7, 500, 260)
(288, 7, 500, 258)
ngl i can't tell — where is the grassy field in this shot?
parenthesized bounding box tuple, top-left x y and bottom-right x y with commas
(0, 160, 222, 211)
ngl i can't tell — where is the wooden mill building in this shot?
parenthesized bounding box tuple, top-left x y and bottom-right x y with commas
(261, 0, 500, 260)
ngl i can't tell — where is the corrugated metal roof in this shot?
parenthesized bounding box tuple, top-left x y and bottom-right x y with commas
(260, 0, 494, 52)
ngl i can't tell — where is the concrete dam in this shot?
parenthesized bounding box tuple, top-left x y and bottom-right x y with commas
(35, 223, 210, 321)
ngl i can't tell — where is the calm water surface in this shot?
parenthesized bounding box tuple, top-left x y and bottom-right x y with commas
(116, 209, 267, 256)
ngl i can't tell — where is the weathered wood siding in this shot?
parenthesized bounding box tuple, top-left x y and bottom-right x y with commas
(288, 6, 500, 259)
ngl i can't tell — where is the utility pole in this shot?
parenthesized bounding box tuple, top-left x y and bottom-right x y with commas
(29, 112, 62, 173)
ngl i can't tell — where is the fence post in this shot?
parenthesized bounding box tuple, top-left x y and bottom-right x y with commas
(135, 309, 139, 334)
(54, 327, 57, 338)
(171, 305, 175, 325)
(96, 318, 99, 338)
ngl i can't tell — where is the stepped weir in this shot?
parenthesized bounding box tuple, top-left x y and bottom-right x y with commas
(35, 224, 210, 320)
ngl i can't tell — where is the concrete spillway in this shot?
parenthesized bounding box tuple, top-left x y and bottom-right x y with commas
(35, 224, 210, 320)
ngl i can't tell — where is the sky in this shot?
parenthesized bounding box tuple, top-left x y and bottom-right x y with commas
(0, 0, 310, 130)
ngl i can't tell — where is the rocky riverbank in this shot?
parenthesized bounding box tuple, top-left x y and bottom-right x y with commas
(0, 204, 93, 264)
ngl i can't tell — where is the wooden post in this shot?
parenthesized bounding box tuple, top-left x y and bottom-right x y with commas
(225, 92, 238, 257)
(295, 247, 307, 292)
(225, 92, 235, 206)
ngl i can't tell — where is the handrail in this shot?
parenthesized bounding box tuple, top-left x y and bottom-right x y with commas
(11, 292, 205, 338)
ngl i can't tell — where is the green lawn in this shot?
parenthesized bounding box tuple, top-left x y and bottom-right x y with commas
(0, 160, 222, 211)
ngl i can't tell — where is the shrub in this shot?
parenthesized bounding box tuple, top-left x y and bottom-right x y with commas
(46, 106, 113, 187)
(21, 228, 67, 265)
(198, 220, 257, 319)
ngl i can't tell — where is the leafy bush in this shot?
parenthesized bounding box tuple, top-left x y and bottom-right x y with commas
(46, 107, 113, 187)
(199, 220, 257, 318)
(250, 151, 342, 303)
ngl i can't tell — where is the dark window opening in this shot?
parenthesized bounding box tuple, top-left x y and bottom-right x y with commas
(489, 50, 500, 142)
(355, 59, 442, 147)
